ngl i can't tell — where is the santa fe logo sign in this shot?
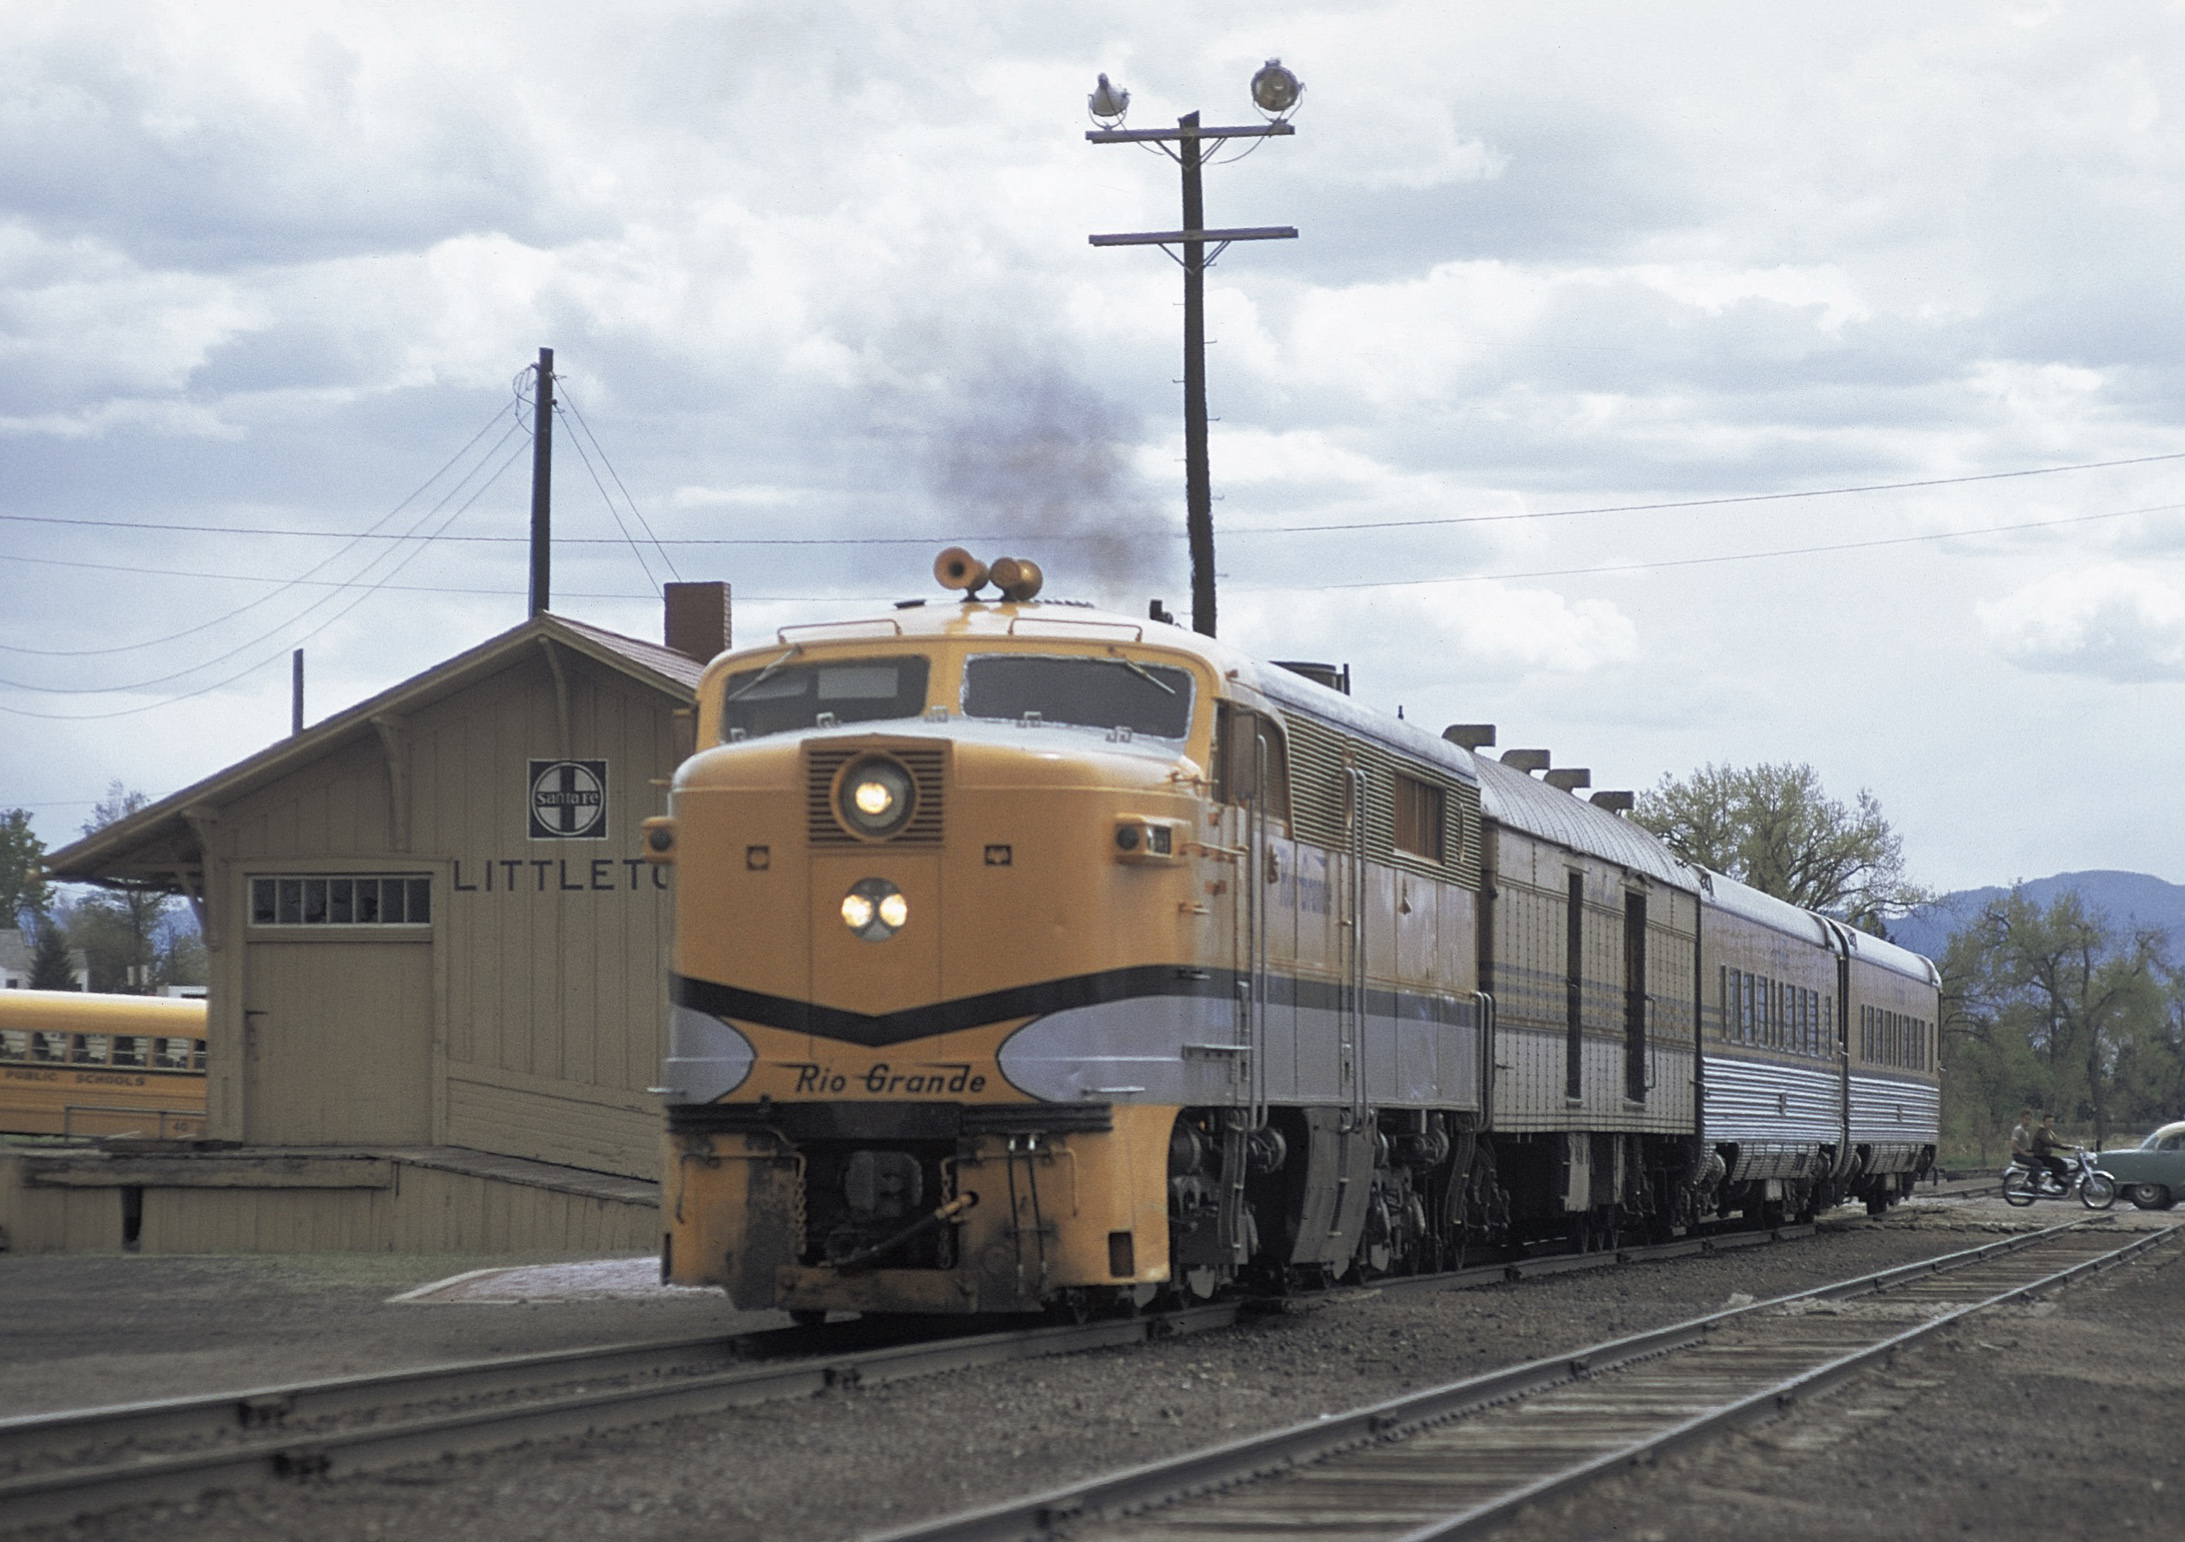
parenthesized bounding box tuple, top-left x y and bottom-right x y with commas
(529, 759, 609, 841)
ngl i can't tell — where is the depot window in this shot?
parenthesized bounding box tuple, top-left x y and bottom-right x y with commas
(250, 875, 432, 927)
(721, 657, 931, 742)
(963, 654, 1195, 740)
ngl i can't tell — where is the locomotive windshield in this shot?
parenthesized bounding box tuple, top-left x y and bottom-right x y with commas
(962, 654, 1194, 740)
(721, 656, 931, 741)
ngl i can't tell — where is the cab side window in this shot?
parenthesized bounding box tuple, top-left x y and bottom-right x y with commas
(1213, 703, 1292, 824)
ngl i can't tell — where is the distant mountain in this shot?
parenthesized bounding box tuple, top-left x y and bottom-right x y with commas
(1886, 870, 2185, 962)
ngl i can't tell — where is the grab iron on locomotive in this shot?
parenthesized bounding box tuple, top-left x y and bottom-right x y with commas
(648, 551, 1939, 1316)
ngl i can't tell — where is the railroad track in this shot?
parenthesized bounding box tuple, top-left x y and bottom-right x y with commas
(0, 1222, 1824, 1532)
(0, 1306, 1244, 1533)
(872, 1215, 2177, 1542)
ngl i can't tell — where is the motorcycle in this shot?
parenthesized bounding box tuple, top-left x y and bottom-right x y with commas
(2002, 1146, 2117, 1210)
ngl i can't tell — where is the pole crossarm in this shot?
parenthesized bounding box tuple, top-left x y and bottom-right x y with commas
(1086, 101, 1298, 638)
(1088, 226, 1298, 247)
(1086, 123, 1295, 144)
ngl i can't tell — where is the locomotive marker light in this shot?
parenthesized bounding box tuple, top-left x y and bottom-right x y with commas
(841, 878, 909, 941)
(1087, 63, 1301, 638)
(836, 755, 917, 839)
(1114, 815, 1187, 863)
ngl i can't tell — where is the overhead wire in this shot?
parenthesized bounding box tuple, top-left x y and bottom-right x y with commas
(557, 385, 682, 582)
(0, 395, 525, 659)
(0, 437, 531, 721)
(3, 495, 2173, 610)
(0, 416, 526, 694)
(557, 415, 663, 593)
(0, 548, 855, 602)
(5, 447, 2182, 551)
(1233, 500, 2185, 592)
(1221, 449, 2185, 536)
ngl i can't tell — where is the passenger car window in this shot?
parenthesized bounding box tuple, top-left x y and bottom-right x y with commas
(1393, 774, 1445, 862)
(722, 657, 931, 742)
(2161, 1134, 2185, 1152)
(963, 654, 1194, 740)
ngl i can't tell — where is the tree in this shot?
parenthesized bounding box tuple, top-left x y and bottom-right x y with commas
(1633, 761, 1929, 930)
(1941, 887, 2170, 1151)
(28, 920, 77, 989)
(0, 808, 48, 929)
(66, 784, 171, 994)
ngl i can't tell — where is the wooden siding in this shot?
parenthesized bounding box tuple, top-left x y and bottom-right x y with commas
(445, 1069, 658, 1176)
(195, 645, 681, 1179)
(410, 653, 674, 1148)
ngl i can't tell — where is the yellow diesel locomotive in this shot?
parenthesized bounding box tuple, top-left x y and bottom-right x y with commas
(651, 552, 1936, 1317)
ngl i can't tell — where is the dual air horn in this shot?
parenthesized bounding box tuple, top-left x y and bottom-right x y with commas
(934, 547, 1044, 603)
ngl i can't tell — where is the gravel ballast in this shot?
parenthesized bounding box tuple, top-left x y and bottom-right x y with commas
(7, 1199, 2140, 1542)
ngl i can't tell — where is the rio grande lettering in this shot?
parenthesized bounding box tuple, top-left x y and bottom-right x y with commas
(787, 1062, 987, 1096)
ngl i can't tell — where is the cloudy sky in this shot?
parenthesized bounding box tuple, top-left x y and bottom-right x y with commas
(6, 1, 2185, 893)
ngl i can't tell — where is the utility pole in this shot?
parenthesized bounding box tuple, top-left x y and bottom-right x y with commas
(528, 346, 554, 616)
(1088, 64, 1302, 638)
(1178, 113, 1215, 640)
(290, 648, 303, 736)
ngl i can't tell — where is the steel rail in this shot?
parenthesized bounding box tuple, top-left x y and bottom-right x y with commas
(0, 1215, 1843, 1532)
(868, 1217, 2176, 1542)
(1377, 1221, 2178, 1542)
(0, 1308, 1250, 1532)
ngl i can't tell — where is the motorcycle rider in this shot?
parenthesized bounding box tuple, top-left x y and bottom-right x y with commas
(2010, 1108, 2035, 1167)
(2031, 1112, 2073, 1192)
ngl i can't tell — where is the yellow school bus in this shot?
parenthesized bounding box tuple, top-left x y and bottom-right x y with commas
(0, 990, 208, 1139)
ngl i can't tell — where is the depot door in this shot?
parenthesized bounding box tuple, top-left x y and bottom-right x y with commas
(243, 939, 434, 1144)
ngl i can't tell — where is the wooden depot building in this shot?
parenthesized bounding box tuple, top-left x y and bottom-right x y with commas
(1, 585, 732, 1256)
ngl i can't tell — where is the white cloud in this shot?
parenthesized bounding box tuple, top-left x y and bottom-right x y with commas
(1980, 563, 2185, 682)
(1226, 582, 1637, 682)
(13, 2, 2185, 888)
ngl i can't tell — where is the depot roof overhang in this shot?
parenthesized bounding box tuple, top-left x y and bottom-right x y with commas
(44, 614, 704, 893)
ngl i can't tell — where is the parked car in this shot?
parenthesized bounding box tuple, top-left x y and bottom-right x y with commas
(2093, 1121, 2185, 1210)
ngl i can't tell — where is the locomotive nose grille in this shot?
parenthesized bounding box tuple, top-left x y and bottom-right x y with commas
(807, 745, 946, 845)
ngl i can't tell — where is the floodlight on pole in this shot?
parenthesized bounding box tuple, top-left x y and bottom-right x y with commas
(1088, 73, 1130, 127)
(1250, 59, 1303, 120)
(1085, 69, 1301, 638)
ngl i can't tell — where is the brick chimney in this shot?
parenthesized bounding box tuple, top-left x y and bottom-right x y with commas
(664, 582, 731, 665)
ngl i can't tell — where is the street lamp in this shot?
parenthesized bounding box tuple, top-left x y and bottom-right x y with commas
(1087, 65, 1303, 638)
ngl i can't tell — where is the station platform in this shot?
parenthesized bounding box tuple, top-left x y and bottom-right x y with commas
(0, 1247, 771, 1419)
(0, 1142, 660, 1258)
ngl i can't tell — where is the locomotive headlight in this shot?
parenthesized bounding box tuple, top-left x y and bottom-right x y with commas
(841, 878, 907, 940)
(836, 755, 917, 839)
